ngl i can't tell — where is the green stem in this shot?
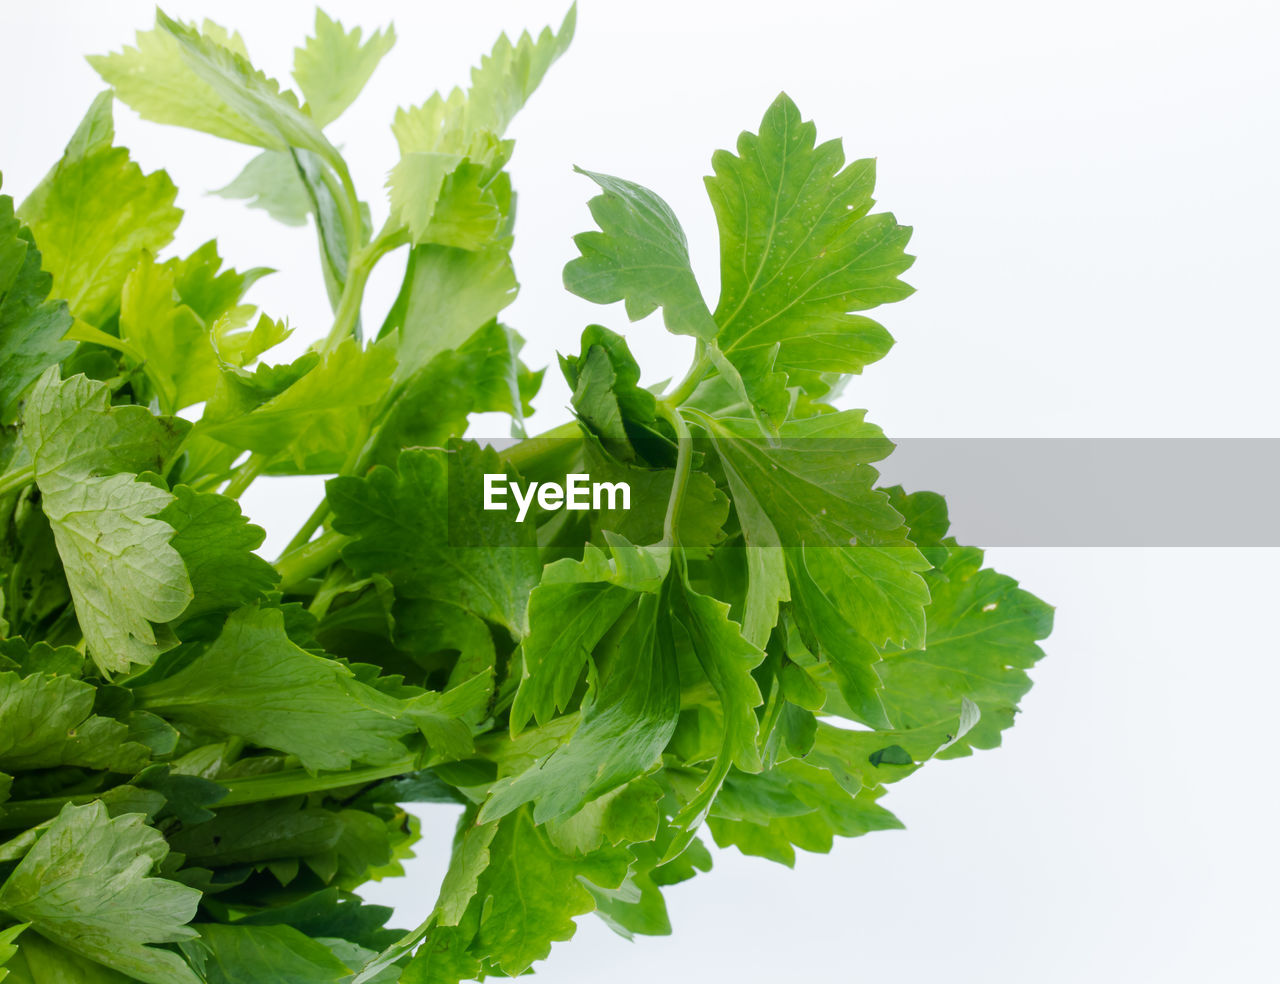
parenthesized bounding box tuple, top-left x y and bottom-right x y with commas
(0, 465, 34, 499)
(306, 565, 348, 618)
(218, 755, 420, 807)
(318, 164, 361, 251)
(656, 404, 693, 546)
(662, 343, 711, 407)
(320, 252, 374, 354)
(275, 530, 350, 593)
(0, 756, 422, 830)
(222, 453, 267, 500)
(319, 227, 409, 356)
(496, 420, 581, 472)
(282, 499, 331, 556)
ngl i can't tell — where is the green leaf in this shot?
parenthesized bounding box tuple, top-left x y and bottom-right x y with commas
(787, 552, 892, 728)
(464, 4, 577, 137)
(559, 325, 658, 459)
(0, 801, 200, 984)
(0, 183, 73, 424)
(23, 370, 192, 674)
(91, 13, 334, 162)
(330, 445, 540, 637)
(665, 573, 765, 854)
(349, 817, 495, 984)
(586, 874, 671, 941)
(405, 671, 492, 763)
(0, 924, 25, 983)
(470, 806, 628, 976)
(369, 320, 533, 469)
(707, 93, 914, 384)
(884, 484, 951, 568)
(133, 605, 414, 771)
(292, 11, 395, 127)
(582, 436, 730, 551)
(166, 799, 343, 867)
(481, 587, 679, 825)
(211, 147, 352, 305)
(158, 486, 279, 620)
(703, 410, 931, 649)
(386, 5, 574, 243)
(545, 777, 663, 856)
(707, 761, 902, 866)
(198, 337, 395, 473)
(436, 818, 499, 927)
(163, 239, 272, 331)
(119, 251, 220, 412)
(511, 535, 668, 731)
(0, 640, 83, 679)
(0, 670, 148, 772)
(387, 151, 488, 247)
(213, 151, 312, 227)
(4, 929, 135, 984)
(382, 245, 517, 384)
(194, 924, 352, 984)
(228, 888, 398, 952)
(564, 168, 717, 340)
(876, 545, 1053, 754)
(421, 164, 511, 250)
(18, 93, 181, 326)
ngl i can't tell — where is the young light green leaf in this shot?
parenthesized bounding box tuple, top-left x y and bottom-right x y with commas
(92, 12, 336, 164)
(387, 147, 495, 247)
(163, 239, 272, 335)
(465, 4, 576, 137)
(133, 605, 415, 772)
(386, 6, 573, 243)
(214, 150, 312, 227)
(198, 337, 395, 473)
(119, 251, 220, 412)
(90, 18, 267, 146)
(293, 12, 396, 127)
(382, 245, 517, 384)
(210, 147, 352, 306)
(0, 801, 201, 984)
(23, 370, 191, 674)
(18, 94, 181, 327)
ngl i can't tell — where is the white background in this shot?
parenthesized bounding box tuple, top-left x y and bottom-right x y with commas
(2, 1, 1279, 980)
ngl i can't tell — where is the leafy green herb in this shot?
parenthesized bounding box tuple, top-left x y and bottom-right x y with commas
(0, 7, 1051, 982)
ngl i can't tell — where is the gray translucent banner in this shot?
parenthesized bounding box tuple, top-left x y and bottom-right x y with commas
(877, 439, 1279, 546)
(459, 437, 1280, 547)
